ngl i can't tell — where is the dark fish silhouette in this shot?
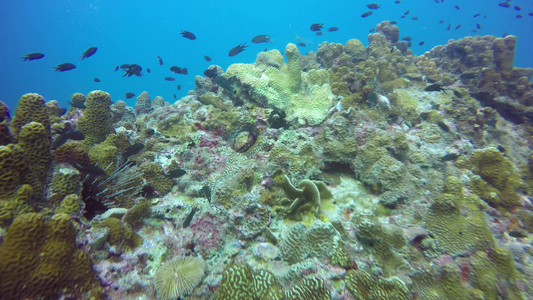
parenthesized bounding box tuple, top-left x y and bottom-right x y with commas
(366, 3, 381, 9)
(447, 23, 451, 30)
(411, 16, 419, 20)
(473, 13, 481, 17)
(498, 2, 510, 8)
(328, 27, 339, 31)
(170, 66, 188, 75)
(180, 30, 196, 40)
(164, 77, 175, 81)
(121, 64, 142, 77)
(164, 168, 186, 179)
(201, 185, 211, 203)
(404, 10, 410, 15)
(228, 43, 247, 56)
(177, 85, 181, 90)
(214, 76, 235, 93)
(183, 204, 199, 228)
(157, 56, 163, 65)
(123, 143, 144, 159)
(455, 24, 462, 30)
(439, 20, 445, 23)
(173, 94, 177, 100)
(297, 42, 306, 47)
(252, 35, 272, 43)
(516, 14, 523, 18)
(54, 63, 76, 72)
(52, 128, 85, 150)
(390, 21, 397, 24)
(93, 78, 100, 82)
(22, 53, 44, 61)
(204, 55, 211, 61)
(315, 31, 323, 36)
(72, 162, 106, 176)
(361, 11, 373, 17)
(424, 84, 447, 94)
(80, 47, 97, 60)
(310, 23, 324, 31)
(67, 101, 86, 109)
(402, 36, 412, 41)
(455, 5, 460, 10)
(125, 92, 135, 99)
(528, 12, 533, 16)
(146, 68, 151, 73)
(419, 41, 425, 46)
(476, 23, 481, 29)
(395, 0, 400, 3)
(204, 68, 218, 78)
(514, 5, 521, 11)
(114, 66, 119, 71)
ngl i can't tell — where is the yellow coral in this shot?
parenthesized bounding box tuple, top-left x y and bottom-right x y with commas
(77, 90, 112, 146)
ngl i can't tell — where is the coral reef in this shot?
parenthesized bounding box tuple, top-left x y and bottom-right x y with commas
(77, 90, 113, 146)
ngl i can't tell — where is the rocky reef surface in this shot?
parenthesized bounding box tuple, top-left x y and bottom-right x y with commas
(0, 21, 532, 299)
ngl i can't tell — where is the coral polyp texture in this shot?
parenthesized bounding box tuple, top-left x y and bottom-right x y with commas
(1, 20, 533, 299)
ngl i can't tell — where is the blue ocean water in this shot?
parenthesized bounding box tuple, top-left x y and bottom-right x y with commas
(1, 0, 532, 109)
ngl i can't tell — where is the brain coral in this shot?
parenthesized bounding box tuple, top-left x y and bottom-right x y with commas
(0, 213, 101, 299)
(10, 93, 50, 140)
(77, 90, 112, 146)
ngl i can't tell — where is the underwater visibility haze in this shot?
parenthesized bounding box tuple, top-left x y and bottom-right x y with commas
(0, 0, 533, 299)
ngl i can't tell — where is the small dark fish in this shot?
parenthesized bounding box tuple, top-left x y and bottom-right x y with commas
(93, 78, 100, 82)
(436, 121, 450, 132)
(473, 13, 481, 17)
(514, 6, 521, 11)
(72, 162, 106, 176)
(400, 15, 406, 19)
(67, 101, 86, 109)
(114, 66, 119, 71)
(173, 94, 177, 100)
(366, 3, 381, 9)
(170, 66, 188, 75)
(180, 30, 196, 40)
(402, 36, 412, 41)
(204, 55, 211, 61)
(476, 23, 481, 29)
(529, 12, 533, 16)
(411, 17, 419, 20)
(315, 31, 323, 36)
(454, 5, 460, 10)
(439, 20, 445, 23)
(164, 168, 186, 179)
(498, 2, 510, 8)
(296, 42, 307, 47)
(141, 185, 156, 198)
(204, 68, 218, 78)
(455, 24, 462, 30)
(214, 76, 234, 93)
(201, 185, 211, 203)
(54, 63, 76, 72)
(404, 10, 410, 15)
(21, 53, 44, 61)
(390, 21, 397, 24)
(123, 142, 144, 159)
(164, 77, 175, 81)
(177, 84, 181, 90)
(424, 84, 447, 95)
(361, 11, 373, 17)
(434, 0, 440, 3)
(508, 230, 528, 238)
(228, 43, 247, 56)
(369, 28, 375, 33)
(80, 47, 97, 60)
(183, 204, 199, 228)
(310, 23, 324, 31)
(121, 64, 142, 77)
(447, 23, 451, 30)
(125, 92, 135, 99)
(395, 0, 400, 3)
(419, 41, 425, 46)
(146, 68, 150, 73)
(328, 27, 339, 31)
(157, 56, 163, 65)
(251, 35, 272, 43)
(516, 14, 523, 18)
(407, 42, 412, 47)
(441, 153, 459, 162)
(52, 129, 85, 149)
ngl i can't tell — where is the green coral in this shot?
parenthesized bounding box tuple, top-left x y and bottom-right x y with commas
(279, 220, 338, 264)
(10, 93, 51, 140)
(77, 90, 112, 146)
(279, 175, 332, 218)
(141, 162, 174, 195)
(469, 147, 522, 208)
(123, 199, 152, 227)
(88, 134, 118, 174)
(425, 176, 494, 256)
(0, 184, 34, 226)
(0, 213, 101, 299)
(0, 102, 12, 146)
(96, 217, 143, 252)
(49, 171, 81, 204)
(345, 269, 409, 300)
(285, 277, 331, 300)
(215, 264, 282, 300)
(198, 94, 232, 110)
(56, 194, 80, 215)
